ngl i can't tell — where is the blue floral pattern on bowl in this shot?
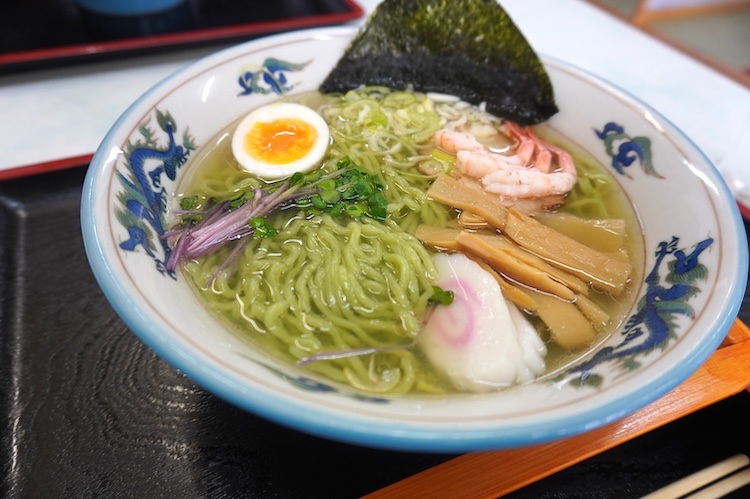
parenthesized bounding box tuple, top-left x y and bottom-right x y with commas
(115, 110, 196, 277)
(596, 121, 662, 178)
(117, 59, 310, 277)
(564, 235, 713, 387)
(551, 124, 716, 386)
(238, 58, 310, 96)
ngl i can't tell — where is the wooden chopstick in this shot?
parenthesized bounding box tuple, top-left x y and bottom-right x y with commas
(364, 319, 750, 499)
(687, 467, 750, 499)
(642, 454, 750, 498)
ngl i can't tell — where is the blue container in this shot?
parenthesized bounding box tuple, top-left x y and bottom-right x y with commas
(77, 0, 186, 16)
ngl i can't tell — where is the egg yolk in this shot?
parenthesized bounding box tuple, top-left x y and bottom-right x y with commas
(243, 118, 318, 165)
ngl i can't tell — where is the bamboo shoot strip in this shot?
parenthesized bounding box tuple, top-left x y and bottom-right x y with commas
(573, 293, 610, 329)
(414, 223, 613, 347)
(472, 259, 538, 312)
(457, 210, 491, 229)
(413, 225, 463, 251)
(527, 289, 597, 350)
(413, 225, 542, 312)
(504, 209, 632, 295)
(425, 174, 632, 294)
(461, 231, 589, 295)
(455, 231, 577, 301)
(535, 212, 627, 253)
(426, 174, 508, 229)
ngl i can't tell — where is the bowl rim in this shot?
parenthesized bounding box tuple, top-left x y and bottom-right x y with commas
(81, 26, 749, 452)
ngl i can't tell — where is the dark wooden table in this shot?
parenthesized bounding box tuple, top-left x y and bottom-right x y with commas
(2, 164, 749, 498)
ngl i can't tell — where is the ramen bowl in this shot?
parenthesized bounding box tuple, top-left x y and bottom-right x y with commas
(81, 27, 748, 452)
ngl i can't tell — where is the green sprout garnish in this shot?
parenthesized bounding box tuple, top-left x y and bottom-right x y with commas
(428, 285, 455, 306)
(248, 217, 279, 238)
(295, 157, 388, 221)
(167, 157, 390, 278)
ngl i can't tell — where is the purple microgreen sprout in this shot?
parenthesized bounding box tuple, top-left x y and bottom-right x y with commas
(164, 158, 388, 285)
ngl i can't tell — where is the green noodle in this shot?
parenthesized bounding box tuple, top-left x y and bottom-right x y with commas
(180, 88, 453, 394)
(184, 214, 441, 393)
(564, 156, 614, 219)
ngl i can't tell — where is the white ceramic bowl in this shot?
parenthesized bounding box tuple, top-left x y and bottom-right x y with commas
(81, 27, 748, 452)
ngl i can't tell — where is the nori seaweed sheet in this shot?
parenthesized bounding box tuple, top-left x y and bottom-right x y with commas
(319, 0, 558, 126)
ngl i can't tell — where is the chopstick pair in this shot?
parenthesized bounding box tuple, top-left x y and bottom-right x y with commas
(642, 454, 750, 499)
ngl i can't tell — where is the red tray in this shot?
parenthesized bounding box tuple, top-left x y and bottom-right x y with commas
(0, 0, 363, 74)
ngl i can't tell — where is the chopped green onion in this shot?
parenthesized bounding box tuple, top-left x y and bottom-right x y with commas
(367, 192, 388, 221)
(320, 189, 341, 204)
(429, 285, 454, 306)
(355, 179, 375, 196)
(311, 195, 327, 210)
(180, 196, 200, 210)
(290, 156, 389, 222)
(345, 204, 367, 218)
(248, 217, 278, 238)
(431, 149, 456, 163)
(319, 179, 337, 190)
(330, 202, 347, 216)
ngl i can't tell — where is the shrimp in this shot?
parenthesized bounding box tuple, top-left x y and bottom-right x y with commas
(433, 129, 485, 155)
(456, 150, 526, 178)
(504, 121, 537, 166)
(482, 168, 576, 198)
(432, 123, 577, 200)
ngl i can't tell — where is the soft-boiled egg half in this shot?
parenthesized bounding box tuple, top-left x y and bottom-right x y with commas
(231, 102, 330, 180)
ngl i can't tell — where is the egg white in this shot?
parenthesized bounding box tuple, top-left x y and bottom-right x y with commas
(231, 102, 330, 180)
